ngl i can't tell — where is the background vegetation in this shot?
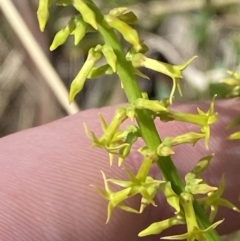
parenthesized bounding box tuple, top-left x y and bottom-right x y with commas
(0, 0, 240, 239)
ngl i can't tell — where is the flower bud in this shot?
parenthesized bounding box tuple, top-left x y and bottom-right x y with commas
(138, 216, 184, 237)
(37, 0, 51, 31)
(72, 15, 87, 45)
(73, 0, 98, 30)
(50, 16, 76, 51)
(105, 15, 141, 51)
(102, 44, 117, 72)
(157, 144, 174, 156)
(160, 182, 180, 213)
(69, 47, 102, 103)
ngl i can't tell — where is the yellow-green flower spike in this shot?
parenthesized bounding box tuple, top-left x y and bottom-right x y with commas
(50, 17, 76, 51)
(69, 47, 102, 103)
(102, 45, 117, 72)
(37, 0, 51, 32)
(73, 0, 98, 30)
(105, 15, 142, 51)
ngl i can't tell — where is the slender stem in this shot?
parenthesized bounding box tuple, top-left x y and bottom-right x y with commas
(88, 1, 221, 240)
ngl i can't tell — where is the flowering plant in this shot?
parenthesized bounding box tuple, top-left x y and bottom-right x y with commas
(37, 1, 240, 240)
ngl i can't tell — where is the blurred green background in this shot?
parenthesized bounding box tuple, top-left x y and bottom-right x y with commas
(0, 0, 240, 238)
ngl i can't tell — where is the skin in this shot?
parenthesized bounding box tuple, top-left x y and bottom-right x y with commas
(0, 99, 239, 240)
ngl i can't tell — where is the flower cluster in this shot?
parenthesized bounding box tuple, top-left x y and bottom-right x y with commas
(92, 157, 163, 223)
(139, 154, 240, 240)
(82, 96, 235, 241)
(37, 1, 240, 240)
(37, 0, 196, 104)
(84, 107, 140, 166)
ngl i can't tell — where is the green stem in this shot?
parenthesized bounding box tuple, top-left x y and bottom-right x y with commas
(88, 1, 221, 240)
